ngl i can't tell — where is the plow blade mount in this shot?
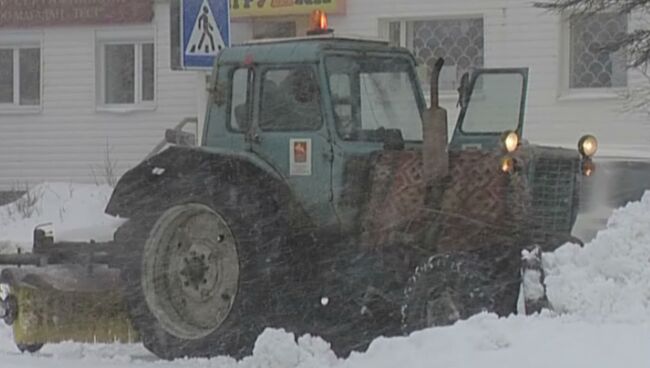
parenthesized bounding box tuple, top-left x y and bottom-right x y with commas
(0, 265, 139, 347)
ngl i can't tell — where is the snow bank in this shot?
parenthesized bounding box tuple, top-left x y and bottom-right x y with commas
(0, 183, 125, 252)
(2, 185, 650, 367)
(2, 317, 649, 368)
(544, 191, 650, 322)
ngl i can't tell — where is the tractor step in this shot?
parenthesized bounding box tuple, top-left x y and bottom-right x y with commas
(0, 265, 139, 347)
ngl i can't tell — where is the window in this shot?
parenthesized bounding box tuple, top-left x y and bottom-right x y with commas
(99, 41, 154, 107)
(387, 18, 484, 92)
(229, 68, 253, 132)
(259, 66, 322, 131)
(569, 13, 628, 89)
(326, 55, 423, 141)
(461, 72, 524, 134)
(0, 46, 40, 108)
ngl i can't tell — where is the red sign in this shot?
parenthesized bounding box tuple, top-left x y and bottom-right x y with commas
(293, 141, 307, 163)
(0, 0, 153, 28)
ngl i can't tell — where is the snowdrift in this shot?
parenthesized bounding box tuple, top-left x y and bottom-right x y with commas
(0, 183, 125, 253)
(1, 183, 650, 368)
(544, 193, 650, 322)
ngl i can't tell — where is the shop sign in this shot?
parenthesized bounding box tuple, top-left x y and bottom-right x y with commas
(231, 0, 345, 18)
(0, 0, 153, 28)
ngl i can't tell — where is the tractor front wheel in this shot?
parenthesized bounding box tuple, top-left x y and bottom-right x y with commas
(401, 248, 521, 333)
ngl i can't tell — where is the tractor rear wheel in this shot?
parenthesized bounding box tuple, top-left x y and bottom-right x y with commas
(118, 185, 287, 360)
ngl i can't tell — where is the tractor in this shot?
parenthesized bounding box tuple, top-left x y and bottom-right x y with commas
(0, 22, 597, 360)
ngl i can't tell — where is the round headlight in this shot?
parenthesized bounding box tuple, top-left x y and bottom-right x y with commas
(578, 135, 598, 157)
(501, 131, 519, 153)
(500, 155, 514, 173)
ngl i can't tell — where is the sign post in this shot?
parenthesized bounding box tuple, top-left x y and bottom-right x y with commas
(181, 0, 230, 70)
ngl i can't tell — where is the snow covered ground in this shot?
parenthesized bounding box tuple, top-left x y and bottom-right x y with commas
(1, 183, 650, 367)
(0, 183, 125, 253)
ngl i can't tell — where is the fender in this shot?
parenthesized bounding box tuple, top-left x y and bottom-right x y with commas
(105, 146, 294, 220)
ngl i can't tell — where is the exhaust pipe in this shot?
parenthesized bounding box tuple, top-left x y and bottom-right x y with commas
(422, 58, 449, 183)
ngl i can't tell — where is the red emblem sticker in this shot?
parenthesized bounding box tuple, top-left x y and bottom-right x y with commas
(290, 139, 311, 176)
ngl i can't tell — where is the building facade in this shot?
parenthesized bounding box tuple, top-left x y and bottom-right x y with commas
(0, 0, 199, 192)
(1, 0, 648, 203)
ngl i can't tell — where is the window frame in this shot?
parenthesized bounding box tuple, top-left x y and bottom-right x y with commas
(226, 66, 254, 134)
(379, 15, 485, 98)
(456, 68, 528, 136)
(95, 27, 157, 112)
(324, 52, 427, 143)
(560, 12, 630, 99)
(0, 32, 43, 114)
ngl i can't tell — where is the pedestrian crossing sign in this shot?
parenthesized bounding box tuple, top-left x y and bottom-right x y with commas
(182, 0, 230, 69)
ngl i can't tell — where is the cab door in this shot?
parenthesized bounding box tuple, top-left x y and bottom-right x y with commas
(448, 68, 529, 152)
(249, 64, 334, 225)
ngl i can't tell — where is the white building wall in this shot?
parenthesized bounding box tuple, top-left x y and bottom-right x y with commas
(1, 0, 647, 191)
(0, 1, 198, 190)
(328, 0, 650, 159)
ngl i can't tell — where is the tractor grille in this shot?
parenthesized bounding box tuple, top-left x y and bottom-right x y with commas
(530, 155, 580, 240)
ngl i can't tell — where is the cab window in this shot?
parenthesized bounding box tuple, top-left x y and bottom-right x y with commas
(326, 55, 423, 141)
(259, 66, 323, 131)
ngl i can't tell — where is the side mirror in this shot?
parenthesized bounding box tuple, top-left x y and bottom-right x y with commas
(457, 72, 470, 109)
(165, 129, 196, 146)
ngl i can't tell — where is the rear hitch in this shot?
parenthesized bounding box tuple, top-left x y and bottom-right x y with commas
(0, 294, 18, 325)
(0, 223, 117, 268)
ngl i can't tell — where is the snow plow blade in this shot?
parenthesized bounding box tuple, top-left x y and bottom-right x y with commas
(0, 265, 138, 348)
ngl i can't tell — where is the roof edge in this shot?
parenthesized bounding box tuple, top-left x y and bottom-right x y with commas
(235, 33, 389, 47)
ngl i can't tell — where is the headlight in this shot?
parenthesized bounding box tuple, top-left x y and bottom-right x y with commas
(500, 155, 514, 173)
(578, 135, 598, 157)
(501, 131, 519, 153)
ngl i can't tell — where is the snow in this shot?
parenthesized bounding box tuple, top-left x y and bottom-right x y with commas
(1, 182, 650, 367)
(521, 247, 546, 302)
(522, 269, 545, 302)
(0, 183, 126, 253)
(544, 194, 650, 323)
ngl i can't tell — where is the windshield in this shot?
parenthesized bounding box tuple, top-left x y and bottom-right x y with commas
(460, 72, 525, 133)
(326, 55, 423, 141)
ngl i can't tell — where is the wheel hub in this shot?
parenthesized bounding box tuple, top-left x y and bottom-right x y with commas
(180, 249, 212, 295)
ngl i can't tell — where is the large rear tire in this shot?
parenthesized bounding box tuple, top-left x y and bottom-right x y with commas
(118, 184, 288, 360)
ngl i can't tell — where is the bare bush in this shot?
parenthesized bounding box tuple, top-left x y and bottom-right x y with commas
(91, 140, 120, 187)
(5, 182, 43, 219)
